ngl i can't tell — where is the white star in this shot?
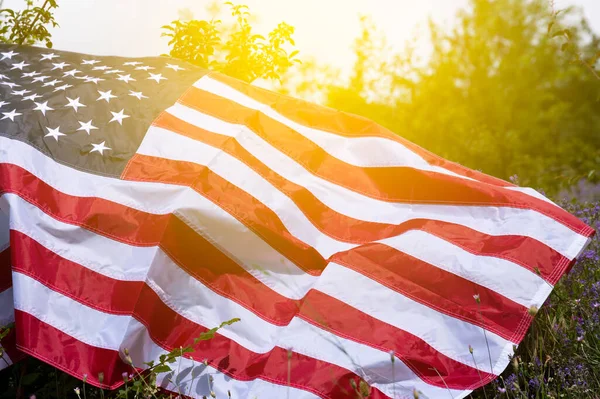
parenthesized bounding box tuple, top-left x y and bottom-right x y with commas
(33, 101, 54, 115)
(32, 75, 49, 83)
(96, 89, 117, 102)
(84, 77, 104, 84)
(53, 83, 73, 92)
(117, 74, 135, 83)
(0, 74, 7, 80)
(10, 61, 30, 70)
(147, 73, 166, 83)
(63, 69, 80, 77)
(22, 71, 40, 78)
(40, 53, 59, 60)
(78, 120, 98, 135)
(11, 89, 31, 96)
(81, 59, 100, 65)
(109, 109, 130, 125)
(128, 90, 148, 100)
(1, 109, 21, 121)
(123, 61, 142, 66)
(92, 65, 111, 71)
(0, 51, 17, 60)
(166, 63, 185, 72)
(51, 62, 69, 70)
(75, 75, 91, 81)
(42, 79, 61, 87)
(0, 101, 8, 108)
(104, 69, 124, 74)
(44, 126, 65, 141)
(22, 93, 42, 102)
(135, 65, 154, 71)
(90, 141, 111, 155)
(65, 97, 85, 112)
(1, 81, 20, 88)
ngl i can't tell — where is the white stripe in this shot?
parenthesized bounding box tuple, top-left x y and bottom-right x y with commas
(1, 193, 155, 281)
(506, 187, 556, 204)
(0, 138, 580, 310)
(12, 271, 319, 398)
(162, 103, 586, 260)
(314, 263, 514, 376)
(2, 192, 312, 301)
(121, 324, 322, 399)
(196, 76, 470, 176)
(140, 127, 543, 307)
(1, 135, 585, 262)
(13, 263, 464, 398)
(138, 125, 354, 258)
(12, 272, 131, 350)
(147, 250, 465, 398)
(0, 138, 315, 299)
(0, 287, 14, 327)
(379, 230, 551, 308)
(196, 76, 562, 208)
(1, 206, 492, 396)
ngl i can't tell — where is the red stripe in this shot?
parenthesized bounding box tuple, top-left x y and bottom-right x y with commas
(331, 243, 530, 342)
(180, 85, 591, 236)
(0, 248, 11, 292)
(162, 199, 525, 342)
(0, 161, 571, 285)
(298, 290, 496, 388)
(15, 307, 389, 399)
(208, 73, 512, 188)
(11, 231, 141, 314)
(123, 153, 327, 275)
(14, 310, 130, 389)
(150, 111, 569, 284)
(0, 163, 170, 247)
(12, 229, 494, 390)
(0, 163, 554, 338)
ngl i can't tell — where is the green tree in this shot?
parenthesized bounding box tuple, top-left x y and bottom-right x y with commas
(0, 0, 58, 47)
(161, 1, 300, 83)
(302, 0, 600, 195)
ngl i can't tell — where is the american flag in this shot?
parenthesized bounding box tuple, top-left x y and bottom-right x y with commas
(0, 43, 594, 399)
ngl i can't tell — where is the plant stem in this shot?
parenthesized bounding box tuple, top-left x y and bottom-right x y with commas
(17, 0, 49, 45)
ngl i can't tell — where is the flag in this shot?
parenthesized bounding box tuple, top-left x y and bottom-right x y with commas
(0, 43, 594, 399)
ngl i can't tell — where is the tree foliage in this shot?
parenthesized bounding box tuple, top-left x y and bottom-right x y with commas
(293, 0, 600, 195)
(161, 1, 300, 83)
(0, 0, 58, 48)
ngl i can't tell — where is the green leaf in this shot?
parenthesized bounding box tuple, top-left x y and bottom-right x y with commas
(220, 318, 241, 328)
(152, 364, 172, 374)
(588, 170, 596, 179)
(547, 21, 554, 34)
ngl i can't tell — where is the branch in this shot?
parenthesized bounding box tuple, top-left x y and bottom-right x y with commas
(17, 0, 49, 45)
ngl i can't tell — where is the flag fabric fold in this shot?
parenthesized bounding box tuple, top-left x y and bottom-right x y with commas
(0, 44, 594, 399)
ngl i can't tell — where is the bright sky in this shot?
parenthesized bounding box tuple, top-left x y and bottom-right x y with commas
(4, 0, 599, 74)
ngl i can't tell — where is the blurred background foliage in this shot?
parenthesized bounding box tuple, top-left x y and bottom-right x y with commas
(277, 0, 600, 198)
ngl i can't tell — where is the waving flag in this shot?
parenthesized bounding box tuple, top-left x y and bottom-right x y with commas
(0, 44, 594, 399)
